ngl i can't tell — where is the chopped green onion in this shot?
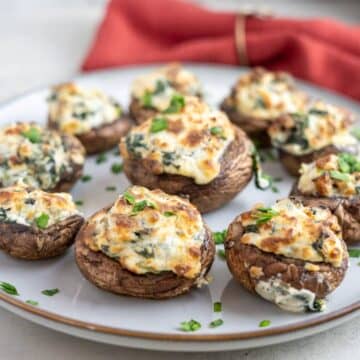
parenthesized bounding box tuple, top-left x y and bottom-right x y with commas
(22, 127, 42, 143)
(123, 191, 135, 205)
(131, 200, 155, 215)
(253, 207, 279, 225)
(111, 163, 123, 174)
(210, 126, 226, 139)
(75, 200, 83, 206)
(164, 211, 175, 217)
(348, 248, 360, 258)
(217, 249, 226, 260)
(35, 213, 49, 229)
(209, 319, 224, 328)
(81, 175, 92, 182)
(164, 94, 185, 113)
(96, 153, 107, 164)
(308, 109, 328, 116)
(105, 186, 117, 192)
(179, 319, 201, 332)
(329, 170, 350, 182)
(0, 282, 19, 296)
(26, 300, 38, 306)
(351, 127, 360, 141)
(259, 319, 271, 328)
(41, 288, 59, 296)
(141, 92, 153, 108)
(213, 230, 227, 245)
(150, 117, 168, 133)
(213, 302, 222, 312)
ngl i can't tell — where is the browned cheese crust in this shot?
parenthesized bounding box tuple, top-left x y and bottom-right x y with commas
(224, 215, 348, 299)
(290, 181, 360, 244)
(122, 127, 253, 213)
(75, 208, 215, 299)
(48, 116, 132, 155)
(0, 215, 84, 260)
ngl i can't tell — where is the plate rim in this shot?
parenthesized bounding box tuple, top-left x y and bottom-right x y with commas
(0, 63, 359, 343)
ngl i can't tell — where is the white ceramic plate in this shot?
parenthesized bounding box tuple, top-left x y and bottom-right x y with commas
(0, 64, 359, 352)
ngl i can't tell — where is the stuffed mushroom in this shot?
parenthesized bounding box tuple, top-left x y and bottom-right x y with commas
(220, 67, 307, 147)
(129, 63, 203, 124)
(75, 186, 215, 299)
(291, 153, 360, 244)
(0, 185, 84, 260)
(48, 83, 132, 154)
(225, 198, 348, 312)
(268, 101, 357, 176)
(120, 109, 253, 213)
(0, 122, 85, 192)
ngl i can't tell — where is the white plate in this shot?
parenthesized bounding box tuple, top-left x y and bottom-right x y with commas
(0, 64, 359, 352)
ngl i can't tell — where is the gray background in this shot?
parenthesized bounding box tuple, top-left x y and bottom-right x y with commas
(0, 1, 359, 359)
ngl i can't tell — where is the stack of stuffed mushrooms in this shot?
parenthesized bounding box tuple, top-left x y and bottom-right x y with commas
(0, 63, 358, 314)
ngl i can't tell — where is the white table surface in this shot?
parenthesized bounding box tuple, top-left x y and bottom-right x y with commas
(0, 1, 359, 359)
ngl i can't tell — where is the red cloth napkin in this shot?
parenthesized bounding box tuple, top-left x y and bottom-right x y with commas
(82, 0, 360, 101)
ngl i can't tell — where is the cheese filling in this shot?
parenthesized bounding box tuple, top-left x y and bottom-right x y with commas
(233, 69, 306, 119)
(87, 186, 206, 278)
(48, 83, 122, 135)
(269, 101, 356, 155)
(240, 198, 344, 267)
(298, 153, 360, 197)
(131, 64, 202, 111)
(0, 123, 85, 190)
(255, 278, 326, 313)
(120, 111, 235, 184)
(0, 186, 80, 228)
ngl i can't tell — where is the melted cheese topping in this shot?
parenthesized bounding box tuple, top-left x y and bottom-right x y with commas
(87, 186, 205, 278)
(120, 111, 235, 184)
(0, 185, 80, 227)
(0, 123, 85, 190)
(131, 64, 202, 111)
(232, 68, 306, 119)
(240, 198, 344, 267)
(298, 154, 360, 197)
(48, 83, 122, 135)
(269, 101, 356, 155)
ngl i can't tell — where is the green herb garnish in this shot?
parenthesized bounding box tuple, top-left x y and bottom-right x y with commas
(22, 127, 42, 143)
(75, 200, 83, 206)
(337, 153, 360, 173)
(253, 207, 279, 225)
(164, 211, 175, 217)
(35, 213, 49, 229)
(150, 117, 168, 133)
(349, 248, 360, 258)
(111, 163, 123, 174)
(164, 94, 185, 114)
(217, 249, 226, 260)
(0, 282, 19, 296)
(105, 186, 117, 192)
(81, 175, 92, 182)
(131, 200, 155, 215)
(26, 300, 38, 306)
(309, 109, 328, 116)
(351, 127, 360, 141)
(41, 288, 59, 296)
(210, 126, 226, 140)
(259, 319, 271, 328)
(329, 170, 350, 182)
(123, 191, 135, 204)
(141, 92, 153, 108)
(213, 302, 222, 312)
(96, 153, 107, 164)
(179, 319, 201, 332)
(209, 319, 224, 328)
(213, 230, 227, 245)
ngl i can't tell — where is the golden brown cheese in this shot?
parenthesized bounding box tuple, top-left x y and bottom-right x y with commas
(232, 68, 307, 119)
(48, 83, 122, 135)
(87, 186, 206, 279)
(298, 153, 360, 197)
(269, 101, 356, 155)
(240, 198, 344, 267)
(120, 111, 235, 184)
(0, 185, 80, 227)
(0, 123, 85, 190)
(131, 64, 202, 111)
